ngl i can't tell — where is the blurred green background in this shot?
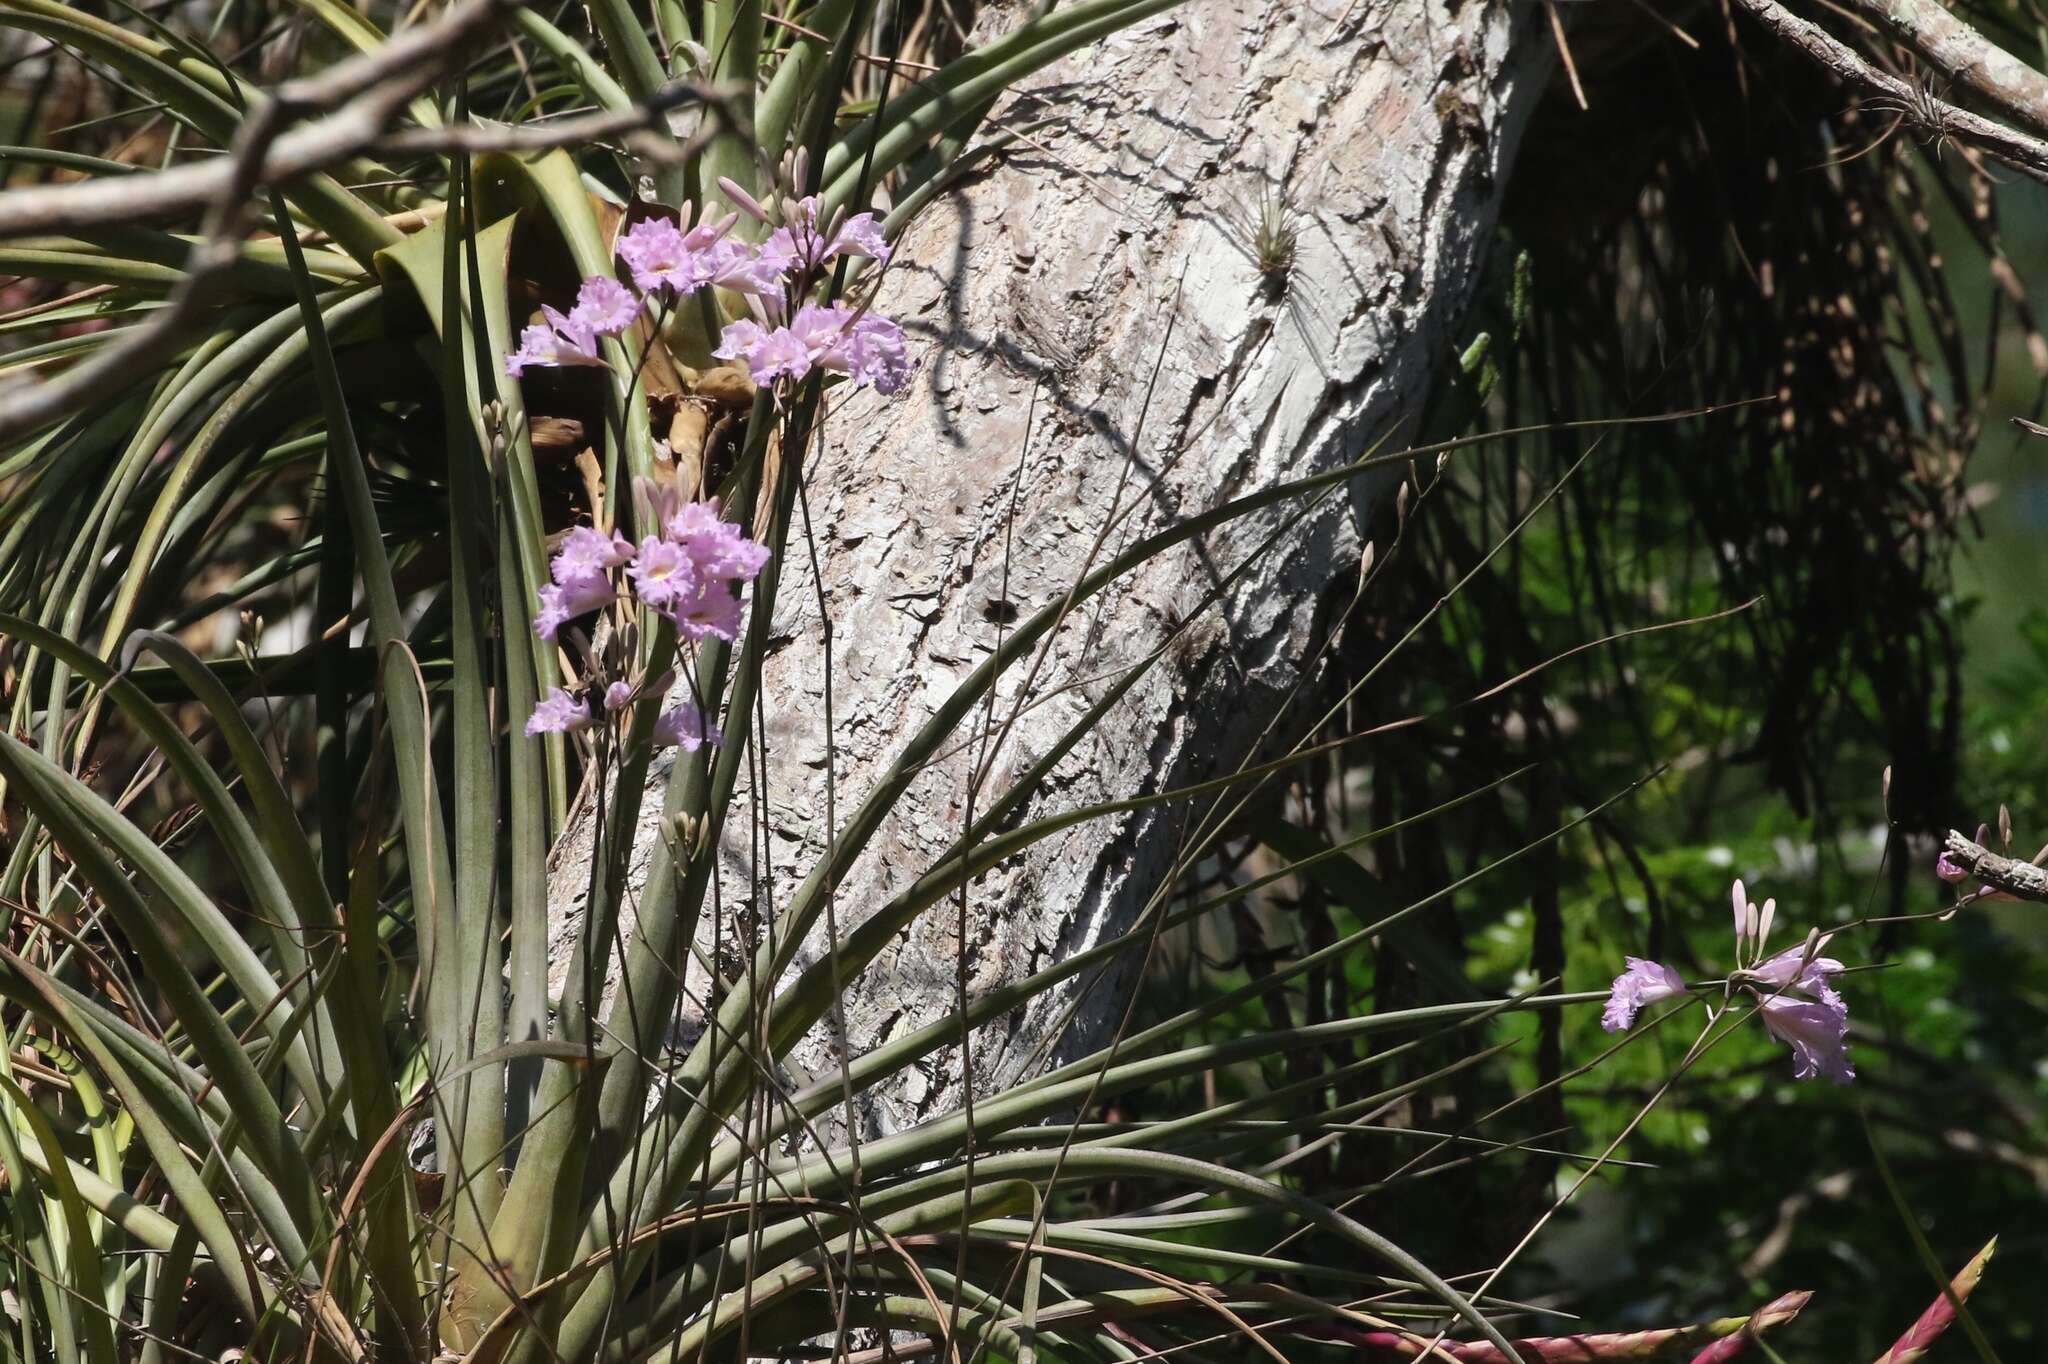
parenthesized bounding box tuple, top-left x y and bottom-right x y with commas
(1119, 27, 2048, 1356)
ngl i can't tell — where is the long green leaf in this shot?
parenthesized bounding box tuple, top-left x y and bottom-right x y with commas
(755, 0, 859, 168)
(0, 736, 328, 1256)
(434, 150, 508, 1267)
(268, 192, 439, 1349)
(0, 1074, 80, 1364)
(0, 948, 271, 1331)
(0, 1072, 121, 1362)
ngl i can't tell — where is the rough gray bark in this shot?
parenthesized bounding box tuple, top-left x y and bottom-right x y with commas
(547, 0, 1553, 1134)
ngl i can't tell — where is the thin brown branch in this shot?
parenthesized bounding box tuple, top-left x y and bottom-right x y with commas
(0, 0, 529, 443)
(0, 0, 516, 241)
(1543, 0, 1589, 110)
(758, 10, 942, 72)
(1942, 829, 2048, 902)
(372, 80, 743, 164)
(1729, 0, 2048, 182)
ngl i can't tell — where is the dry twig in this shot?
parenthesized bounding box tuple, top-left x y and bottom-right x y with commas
(0, 0, 516, 242)
(1941, 828, 2048, 902)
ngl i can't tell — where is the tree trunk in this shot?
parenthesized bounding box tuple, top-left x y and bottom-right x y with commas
(546, 0, 1555, 1134)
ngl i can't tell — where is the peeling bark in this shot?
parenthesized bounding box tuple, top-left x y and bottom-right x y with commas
(547, 0, 1554, 1134)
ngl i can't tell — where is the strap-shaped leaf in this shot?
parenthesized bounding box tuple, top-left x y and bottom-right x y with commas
(0, 947, 273, 1332)
(0, 735, 329, 1256)
(0, 616, 346, 1107)
(0, 1071, 123, 1359)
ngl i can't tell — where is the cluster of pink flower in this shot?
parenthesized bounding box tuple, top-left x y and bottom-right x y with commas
(1602, 879, 1854, 1084)
(505, 276, 642, 376)
(523, 479, 770, 750)
(504, 188, 910, 396)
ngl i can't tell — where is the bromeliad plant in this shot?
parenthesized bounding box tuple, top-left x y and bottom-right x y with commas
(0, 2, 1997, 1363)
(0, 0, 1589, 1359)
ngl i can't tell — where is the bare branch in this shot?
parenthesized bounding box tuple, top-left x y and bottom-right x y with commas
(1942, 829, 2048, 903)
(372, 81, 744, 164)
(0, 2, 520, 441)
(0, 0, 516, 241)
(1729, 0, 2048, 183)
(0, 2, 739, 445)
